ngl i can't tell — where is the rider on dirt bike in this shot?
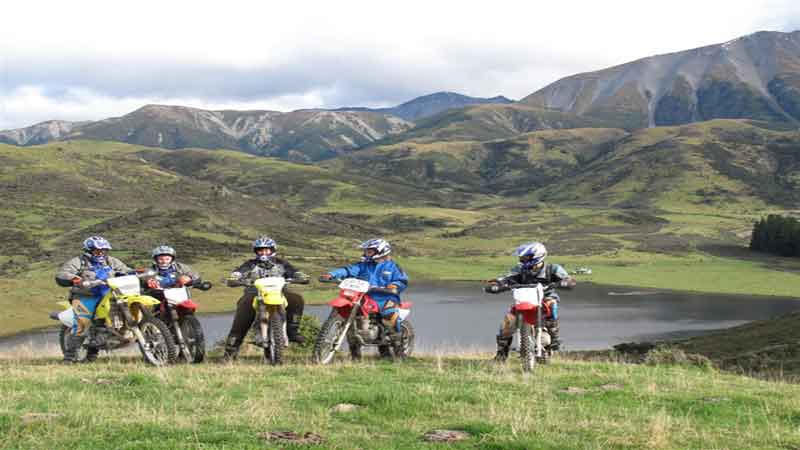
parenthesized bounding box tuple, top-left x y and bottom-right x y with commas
(320, 238, 409, 347)
(143, 245, 202, 294)
(54, 235, 134, 363)
(485, 242, 575, 361)
(222, 236, 307, 361)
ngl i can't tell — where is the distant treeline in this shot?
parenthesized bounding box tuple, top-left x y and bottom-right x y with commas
(750, 215, 800, 257)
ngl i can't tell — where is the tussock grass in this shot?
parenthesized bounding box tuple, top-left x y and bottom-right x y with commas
(2, 355, 800, 449)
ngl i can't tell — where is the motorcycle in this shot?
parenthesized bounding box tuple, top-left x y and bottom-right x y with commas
(312, 277, 414, 364)
(242, 275, 309, 365)
(490, 281, 556, 372)
(50, 274, 177, 366)
(141, 271, 213, 364)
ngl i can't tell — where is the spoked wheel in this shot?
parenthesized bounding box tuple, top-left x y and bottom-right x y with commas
(519, 323, 535, 373)
(179, 315, 205, 363)
(136, 317, 177, 366)
(313, 313, 347, 365)
(59, 326, 88, 362)
(388, 321, 415, 360)
(265, 312, 285, 365)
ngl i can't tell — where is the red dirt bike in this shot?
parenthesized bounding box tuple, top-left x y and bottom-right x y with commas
(141, 270, 213, 364)
(312, 277, 415, 364)
(489, 281, 556, 372)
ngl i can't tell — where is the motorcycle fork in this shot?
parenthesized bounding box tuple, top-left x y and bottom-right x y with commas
(257, 297, 268, 348)
(170, 306, 191, 360)
(333, 297, 360, 352)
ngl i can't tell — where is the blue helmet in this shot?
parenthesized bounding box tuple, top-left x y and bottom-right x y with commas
(359, 238, 391, 262)
(253, 236, 277, 262)
(513, 242, 547, 270)
(83, 236, 112, 265)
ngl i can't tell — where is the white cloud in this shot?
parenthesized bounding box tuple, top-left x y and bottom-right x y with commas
(1, 0, 799, 129)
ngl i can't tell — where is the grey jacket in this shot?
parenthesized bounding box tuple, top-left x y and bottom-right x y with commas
(55, 254, 133, 298)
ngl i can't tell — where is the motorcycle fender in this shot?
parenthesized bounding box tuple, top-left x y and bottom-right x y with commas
(521, 309, 538, 326)
(125, 294, 161, 307)
(263, 291, 287, 306)
(398, 308, 411, 320)
(513, 303, 537, 311)
(329, 297, 353, 308)
(94, 294, 113, 320)
(58, 309, 76, 328)
(177, 300, 199, 312)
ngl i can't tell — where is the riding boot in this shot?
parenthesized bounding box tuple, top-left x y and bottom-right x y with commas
(285, 311, 305, 344)
(222, 336, 240, 363)
(63, 334, 85, 364)
(545, 318, 561, 351)
(494, 334, 512, 362)
(85, 319, 105, 362)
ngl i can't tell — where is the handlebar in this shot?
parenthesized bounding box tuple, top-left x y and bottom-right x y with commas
(484, 281, 558, 294)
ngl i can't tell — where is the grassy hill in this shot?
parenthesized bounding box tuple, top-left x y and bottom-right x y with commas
(2, 354, 800, 449)
(377, 104, 614, 144)
(1, 131, 800, 338)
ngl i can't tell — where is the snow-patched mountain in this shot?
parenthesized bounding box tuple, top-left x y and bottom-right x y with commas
(1, 105, 413, 161)
(0, 120, 89, 146)
(521, 30, 800, 129)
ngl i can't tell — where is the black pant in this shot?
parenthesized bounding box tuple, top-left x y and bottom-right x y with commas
(225, 289, 304, 350)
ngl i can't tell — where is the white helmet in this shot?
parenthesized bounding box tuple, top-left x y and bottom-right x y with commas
(359, 238, 391, 262)
(513, 242, 547, 270)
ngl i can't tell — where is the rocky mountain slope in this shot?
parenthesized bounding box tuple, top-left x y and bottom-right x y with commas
(339, 91, 512, 121)
(521, 30, 800, 129)
(0, 105, 412, 161)
(0, 92, 511, 160)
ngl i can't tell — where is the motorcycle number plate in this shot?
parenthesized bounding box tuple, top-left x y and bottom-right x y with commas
(513, 287, 543, 306)
(164, 287, 189, 304)
(254, 277, 286, 292)
(106, 275, 141, 295)
(339, 278, 369, 293)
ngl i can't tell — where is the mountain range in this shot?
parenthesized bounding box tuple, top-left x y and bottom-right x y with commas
(0, 92, 511, 161)
(522, 30, 800, 129)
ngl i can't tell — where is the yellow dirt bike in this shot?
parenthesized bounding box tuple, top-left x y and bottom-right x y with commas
(248, 276, 308, 365)
(51, 275, 177, 366)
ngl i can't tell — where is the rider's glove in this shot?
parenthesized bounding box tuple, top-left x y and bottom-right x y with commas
(319, 273, 333, 281)
(484, 284, 501, 293)
(177, 275, 192, 286)
(71, 277, 82, 286)
(146, 278, 160, 290)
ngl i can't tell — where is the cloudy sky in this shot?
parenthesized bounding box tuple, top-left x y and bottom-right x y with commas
(1, 0, 799, 129)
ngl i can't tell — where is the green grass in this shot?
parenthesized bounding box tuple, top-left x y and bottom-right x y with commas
(1, 356, 800, 449)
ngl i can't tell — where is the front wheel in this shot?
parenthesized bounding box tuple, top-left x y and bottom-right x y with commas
(313, 313, 347, 365)
(519, 321, 535, 373)
(136, 317, 177, 366)
(179, 314, 205, 363)
(266, 312, 285, 365)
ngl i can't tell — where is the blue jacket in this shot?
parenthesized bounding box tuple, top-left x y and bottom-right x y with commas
(328, 259, 408, 304)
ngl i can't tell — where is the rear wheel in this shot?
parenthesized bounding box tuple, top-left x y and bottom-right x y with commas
(266, 312, 285, 365)
(313, 313, 347, 365)
(392, 321, 415, 359)
(179, 314, 205, 363)
(519, 322, 535, 373)
(59, 326, 88, 362)
(136, 317, 177, 366)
